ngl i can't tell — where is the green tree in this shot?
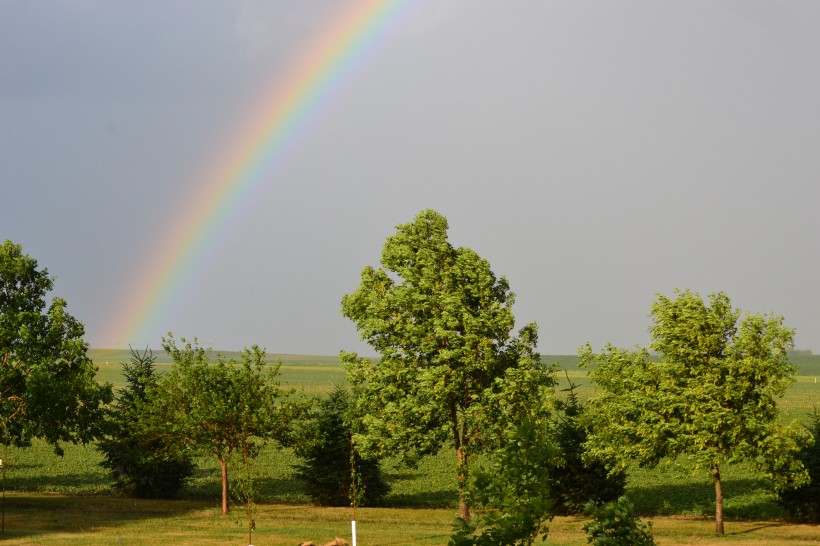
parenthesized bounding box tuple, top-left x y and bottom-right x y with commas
(0, 240, 112, 453)
(341, 210, 555, 522)
(155, 335, 299, 514)
(549, 376, 625, 515)
(97, 346, 194, 498)
(776, 408, 820, 522)
(581, 289, 807, 536)
(294, 384, 389, 506)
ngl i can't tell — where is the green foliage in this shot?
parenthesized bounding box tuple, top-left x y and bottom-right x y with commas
(97, 347, 194, 498)
(776, 408, 820, 522)
(549, 376, 625, 515)
(581, 289, 808, 534)
(154, 335, 302, 513)
(0, 240, 112, 453)
(294, 384, 389, 506)
(449, 420, 554, 546)
(582, 497, 655, 546)
(341, 210, 556, 519)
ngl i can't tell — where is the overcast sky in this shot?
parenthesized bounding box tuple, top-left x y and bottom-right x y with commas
(2, 1, 819, 356)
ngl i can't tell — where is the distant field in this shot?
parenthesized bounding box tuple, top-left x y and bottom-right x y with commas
(91, 349, 820, 415)
(91, 348, 348, 395)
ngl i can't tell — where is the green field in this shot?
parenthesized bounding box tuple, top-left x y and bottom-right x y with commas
(0, 351, 816, 544)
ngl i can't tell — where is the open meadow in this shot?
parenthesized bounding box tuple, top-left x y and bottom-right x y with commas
(0, 351, 815, 544)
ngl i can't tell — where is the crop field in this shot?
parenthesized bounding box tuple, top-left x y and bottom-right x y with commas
(0, 351, 816, 544)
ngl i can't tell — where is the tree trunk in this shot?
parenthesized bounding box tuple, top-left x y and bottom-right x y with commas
(220, 457, 229, 515)
(713, 464, 724, 536)
(451, 403, 470, 522)
(457, 444, 470, 522)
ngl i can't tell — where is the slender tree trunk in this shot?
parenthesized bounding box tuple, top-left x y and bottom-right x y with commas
(451, 403, 470, 522)
(220, 457, 229, 515)
(713, 464, 724, 536)
(457, 445, 469, 522)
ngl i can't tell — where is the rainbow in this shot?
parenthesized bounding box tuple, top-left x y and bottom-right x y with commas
(105, 0, 412, 347)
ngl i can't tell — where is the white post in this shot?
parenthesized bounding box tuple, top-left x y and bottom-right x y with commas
(351, 520, 357, 546)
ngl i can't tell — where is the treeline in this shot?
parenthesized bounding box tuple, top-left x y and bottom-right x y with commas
(3, 211, 820, 546)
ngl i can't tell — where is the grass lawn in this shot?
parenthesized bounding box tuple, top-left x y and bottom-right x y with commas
(0, 494, 818, 545)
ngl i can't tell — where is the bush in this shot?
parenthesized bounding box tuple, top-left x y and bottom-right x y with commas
(776, 409, 820, 522)
(550, 377, 626, 515)
(295, 385, 389, 506)
(583, 497, 655, 546)
(97, 347, 194, 498)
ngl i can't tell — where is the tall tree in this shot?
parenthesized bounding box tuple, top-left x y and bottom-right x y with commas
(341, 210, 555, 522)
(0, 240, 112, 453)
(155, 335, 299, 514)
(97, 346, 194, 498)
(581, 289, 807, 536)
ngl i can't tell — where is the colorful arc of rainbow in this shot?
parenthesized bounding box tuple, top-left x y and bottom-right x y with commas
(106, 0, 412, 347)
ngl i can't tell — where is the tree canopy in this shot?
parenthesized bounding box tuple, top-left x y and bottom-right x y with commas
(0, 240, 112, 452)
(580, 289, 807, 536)
(341, 209, 555, 522)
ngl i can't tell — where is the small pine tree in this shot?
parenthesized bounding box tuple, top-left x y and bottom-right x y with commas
(295, 385, 389, 506)
(97, 347, 194, 498)
(549, 376, 626, 515)
(583, 497, 656, 546)
(776, 409, 820, 522)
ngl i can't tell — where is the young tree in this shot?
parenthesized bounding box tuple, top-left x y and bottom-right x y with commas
(97, 346, 194, 498)
(341, 210, 555, 522)
(581, 289, 807, 536)
(0, 240, 112, 453)
(294, 384, 389, 506)
(155, 335, 299, 514)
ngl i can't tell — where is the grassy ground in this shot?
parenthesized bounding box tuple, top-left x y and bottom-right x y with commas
(0, 494, 818, 545)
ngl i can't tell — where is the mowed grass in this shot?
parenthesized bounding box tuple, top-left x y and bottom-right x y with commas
(0, 495, 818, 545)
(0, 351, 815, 543)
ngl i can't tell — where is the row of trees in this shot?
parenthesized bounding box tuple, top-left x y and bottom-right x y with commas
(2, 209, 818, 544)
(338, 210, 813, 541)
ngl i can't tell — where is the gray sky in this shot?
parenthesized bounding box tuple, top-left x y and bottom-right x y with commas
(2, 1, 819, 356)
